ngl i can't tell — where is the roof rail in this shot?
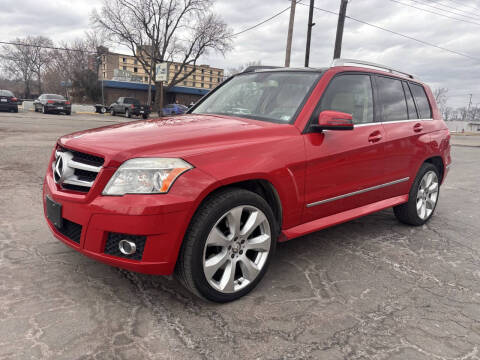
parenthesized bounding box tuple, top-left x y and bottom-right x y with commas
(242, 65, 281, 73)
(332, 58, 416, 80)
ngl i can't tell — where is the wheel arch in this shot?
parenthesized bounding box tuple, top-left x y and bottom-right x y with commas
(423, 156, 445, 183)
(194, 178, 283, 234)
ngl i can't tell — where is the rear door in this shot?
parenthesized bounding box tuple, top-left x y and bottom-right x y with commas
(376, 76, 432, 199)
(303, 73, 388, 223)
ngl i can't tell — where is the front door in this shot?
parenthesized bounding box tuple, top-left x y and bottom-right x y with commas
(303, 73, 387, 223)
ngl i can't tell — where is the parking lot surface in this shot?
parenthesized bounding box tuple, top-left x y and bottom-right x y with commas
(1, 111, 479, 360)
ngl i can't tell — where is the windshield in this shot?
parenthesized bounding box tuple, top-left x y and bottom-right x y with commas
(192, 71, 321, 123)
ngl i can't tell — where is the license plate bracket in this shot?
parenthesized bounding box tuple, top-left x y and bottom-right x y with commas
(46, 196, 63, 228)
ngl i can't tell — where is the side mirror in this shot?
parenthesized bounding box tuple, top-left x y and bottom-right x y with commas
(313, 110, 354, 131)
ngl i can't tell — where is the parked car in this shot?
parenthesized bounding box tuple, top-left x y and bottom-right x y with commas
(34, 94, 71, 115)
(110, 97, 150, 119)
(0, 90, 19, 113)
(43, 59, 451, 302)
(162, 103, 188, 115)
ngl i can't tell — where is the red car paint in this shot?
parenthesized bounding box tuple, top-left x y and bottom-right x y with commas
(43, 65, 451, 275)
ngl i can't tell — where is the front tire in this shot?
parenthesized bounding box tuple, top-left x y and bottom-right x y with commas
(176, 188, 277, 302)
(394, 163, 440, 226)
(42, 106, 47, 114)
(110, 109, 115, 116)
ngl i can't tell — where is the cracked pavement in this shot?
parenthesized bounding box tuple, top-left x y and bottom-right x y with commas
(0, 111, 479, 359)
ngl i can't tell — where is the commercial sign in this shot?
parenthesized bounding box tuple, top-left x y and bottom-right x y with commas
(155, 62, 168, 82)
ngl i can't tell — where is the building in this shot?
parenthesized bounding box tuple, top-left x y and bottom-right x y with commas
(97, 48, 224, 106)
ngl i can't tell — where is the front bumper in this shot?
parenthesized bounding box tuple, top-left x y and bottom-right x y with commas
(42, 165, 209, 275)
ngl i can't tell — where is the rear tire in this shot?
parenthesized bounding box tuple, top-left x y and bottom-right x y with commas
(142, 114, 148, 119)
(394, 163, 440, 226)
(175, 188, 277, 302)
(125, 109, 131, 118)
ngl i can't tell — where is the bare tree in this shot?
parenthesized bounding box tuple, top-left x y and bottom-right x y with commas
(226, 60, 262, 77)
(43, 33, 108, 102)
(0, 36, 53, 98)
(434, 87, 448, 117)
(91, 0, 232, 110)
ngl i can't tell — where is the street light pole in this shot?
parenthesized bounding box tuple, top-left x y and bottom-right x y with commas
(304, 0, 315, 67)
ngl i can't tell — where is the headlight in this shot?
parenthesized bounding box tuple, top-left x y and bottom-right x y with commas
(102, 158, 193, 195)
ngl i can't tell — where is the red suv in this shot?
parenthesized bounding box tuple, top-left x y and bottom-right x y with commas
(43, 59, 451, 302)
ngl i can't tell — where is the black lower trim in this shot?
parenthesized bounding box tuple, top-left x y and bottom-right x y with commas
(56, 219, 82, 244)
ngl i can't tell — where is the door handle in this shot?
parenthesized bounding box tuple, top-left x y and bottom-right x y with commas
(368, 132, 382, 143)
(413, 123, 423, 132)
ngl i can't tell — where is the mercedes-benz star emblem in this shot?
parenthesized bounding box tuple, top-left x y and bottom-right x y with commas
(53, 151, 74, 185)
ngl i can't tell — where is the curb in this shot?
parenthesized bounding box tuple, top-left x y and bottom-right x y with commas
(451, 144, 480, 148)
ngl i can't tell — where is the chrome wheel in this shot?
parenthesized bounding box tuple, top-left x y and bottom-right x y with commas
(203, 205, 271, 294)
(416, 170, 439, 220)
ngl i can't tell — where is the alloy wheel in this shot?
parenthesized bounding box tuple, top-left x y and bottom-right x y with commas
(416, 170, 439, 220)
(202, 205, 271, 294)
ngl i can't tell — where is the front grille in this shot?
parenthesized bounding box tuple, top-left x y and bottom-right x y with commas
(104, 233, 147, 261)
(54, 146, 104, 193)
(56, 219, 82, 244)
(68, 148, 104, 167)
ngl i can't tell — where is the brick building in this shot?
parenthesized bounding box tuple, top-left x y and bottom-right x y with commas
(97, 47, 224, 105)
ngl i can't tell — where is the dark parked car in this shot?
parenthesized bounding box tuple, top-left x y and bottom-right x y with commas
(34, 94, 71, 115)
(0, 90, 19, 113)
(110, 97, 150, 119)
(163, 103, 188, 115)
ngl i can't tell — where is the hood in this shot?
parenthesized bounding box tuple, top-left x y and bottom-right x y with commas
(59, 114, 297, 167)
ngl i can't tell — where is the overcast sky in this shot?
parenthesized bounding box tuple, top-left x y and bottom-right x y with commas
(2, 0, 480, 108)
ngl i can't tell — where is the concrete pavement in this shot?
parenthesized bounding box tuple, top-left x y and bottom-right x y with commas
(0, 111, 479, 359)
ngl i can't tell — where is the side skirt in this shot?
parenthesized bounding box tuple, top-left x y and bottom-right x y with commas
(280, 194, 408, 241)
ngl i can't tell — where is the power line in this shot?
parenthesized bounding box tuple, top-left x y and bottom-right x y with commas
(405, 0, 480, 21)
(0, 40, 96, 54)
(389, 0, 480, 26)
(296, 2, 480, 62)
(441, 0, 480, 13)
(232, 4, 294, 37)
(421, 0, 480, 19)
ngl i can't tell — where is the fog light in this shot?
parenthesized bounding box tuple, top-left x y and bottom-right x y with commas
(118, 239, 136, 255)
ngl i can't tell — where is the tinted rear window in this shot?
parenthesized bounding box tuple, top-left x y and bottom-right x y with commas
(402, 82, 418, 119)
(124, 98, 140, 104)
(409, 83, 432, 119)
(46, 95, 65, 100)
(0, 90, 14, 97)
(376, 76, 408, 122)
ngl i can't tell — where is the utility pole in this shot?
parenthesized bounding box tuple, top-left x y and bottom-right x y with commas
(463, 93, 473, 121)
(304, 0, 315, 67)
(285, 0, 297, 67)
(333, 0, 349, 59)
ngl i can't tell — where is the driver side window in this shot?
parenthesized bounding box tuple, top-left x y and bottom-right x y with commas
(319, 74, 374, 124)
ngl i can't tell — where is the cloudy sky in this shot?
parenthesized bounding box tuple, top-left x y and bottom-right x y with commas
(1, 0, 480, 108)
